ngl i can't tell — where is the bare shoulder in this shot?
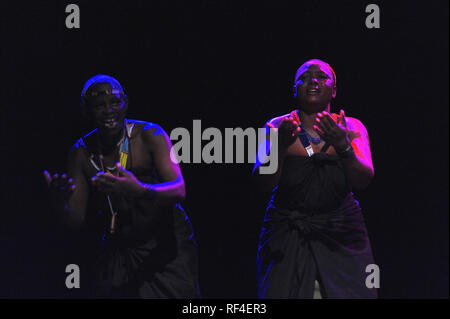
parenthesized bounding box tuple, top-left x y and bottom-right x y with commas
(346, 116, 370, 137)
(70, 130, 96, 157)
(127, 119, 164, 135)
(68, 136, 92, 173)
(72, 129, 98, 153)
(129, 119, 170, 148)
(69, 141, 86, 161)
(266, 112, 292, 128)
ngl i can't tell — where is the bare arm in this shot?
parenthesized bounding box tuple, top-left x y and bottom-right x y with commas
(314, 111, 374, 190)
(65, 146, 89, 230)
(339, 117, 374, 190)
(43, 145, 89, 233)
(252, 125, 287, 192)
(92, 123, 186, 204)
(252, 114, 300, 192)
(142, 124, 186, 204)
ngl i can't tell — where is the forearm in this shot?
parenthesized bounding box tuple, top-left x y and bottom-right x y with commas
(252, 148, 288, 192)
(51, 201, 83, 233)
(138, 177, 186, 204)
(340, 150, 374, 190)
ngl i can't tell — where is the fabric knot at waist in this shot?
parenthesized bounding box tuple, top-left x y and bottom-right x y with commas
(265, 192, 359, 237)
(271, 208, 339, 236)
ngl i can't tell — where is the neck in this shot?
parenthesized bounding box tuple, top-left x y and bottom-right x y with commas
(98, 122, 126, 148)
(298, 104, 330, 130)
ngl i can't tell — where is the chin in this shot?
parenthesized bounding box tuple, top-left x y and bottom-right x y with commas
(97, 124, 121, 136)
(300, 103, 326, 113)
(96, 117, 125, 134)
(107, 128, 121, 135)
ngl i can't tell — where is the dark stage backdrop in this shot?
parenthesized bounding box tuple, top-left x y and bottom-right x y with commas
(1, 0, 448, 298)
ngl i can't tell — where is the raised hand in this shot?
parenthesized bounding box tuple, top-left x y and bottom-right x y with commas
(268, 113, 301, 150)
(313, 109, 350, 152)
(43, 171, 76, 208)
(91, 163, 147, 197)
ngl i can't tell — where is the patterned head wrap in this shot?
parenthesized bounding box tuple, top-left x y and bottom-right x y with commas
(81, 74, 125, 98)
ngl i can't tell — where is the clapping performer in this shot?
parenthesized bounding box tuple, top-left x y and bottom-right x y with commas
(254, 60, 377, 298)
(44, 75, 200, 298)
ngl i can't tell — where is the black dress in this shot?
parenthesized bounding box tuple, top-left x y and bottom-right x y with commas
(75, 126, 200, 298)
(257, 145, 377, 298)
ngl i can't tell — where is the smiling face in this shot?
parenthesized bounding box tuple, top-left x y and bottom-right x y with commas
(85, 82, 128, 136)
(294, 60, 337, 113)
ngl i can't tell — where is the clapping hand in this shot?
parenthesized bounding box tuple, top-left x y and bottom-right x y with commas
(313, 110, 350, 152)
(91, 163, 146, 197)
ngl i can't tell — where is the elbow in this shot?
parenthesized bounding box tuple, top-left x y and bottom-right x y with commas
(258, 181, 275, 193)
(154, 179, 186, 205)
(252, 174, 275, 194)
(352, 170, 374, 191)
(365, 167, 375, 187)
(177, 185, 186, 202)
(170, 181, 186, 203)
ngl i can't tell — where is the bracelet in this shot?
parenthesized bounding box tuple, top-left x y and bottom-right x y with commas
(337, 143, 354, 158)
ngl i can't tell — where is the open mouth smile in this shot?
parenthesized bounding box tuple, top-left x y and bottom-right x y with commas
(101, 116, 119, 129)
(306, 88, 320, 95)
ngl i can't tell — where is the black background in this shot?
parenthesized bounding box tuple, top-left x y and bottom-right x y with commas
(0, 0, 448, 298)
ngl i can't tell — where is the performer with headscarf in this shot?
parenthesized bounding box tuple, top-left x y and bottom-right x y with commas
(253, 59, 377, 298)
(44, 75, 200, 298)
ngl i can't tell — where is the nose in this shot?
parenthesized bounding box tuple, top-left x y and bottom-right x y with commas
(102, 102, 119, 113)
(100, 105, 112, 114)
(309, 77, 319, 84)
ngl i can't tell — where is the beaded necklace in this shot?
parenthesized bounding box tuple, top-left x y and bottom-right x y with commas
(89, 119, 134, 234)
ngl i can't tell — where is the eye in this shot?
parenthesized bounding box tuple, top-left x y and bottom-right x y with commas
(111, 99, 123, 107)
(299, 74, 309, 82)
